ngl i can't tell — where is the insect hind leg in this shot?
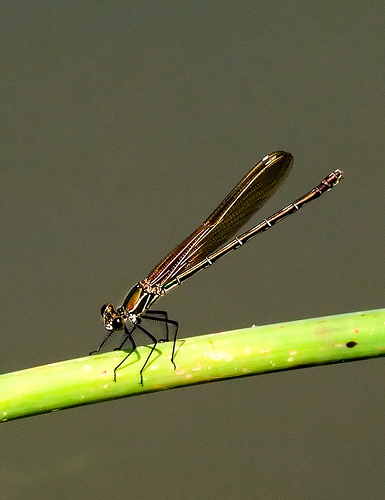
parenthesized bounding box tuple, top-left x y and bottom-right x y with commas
(141, 310, 173, 341)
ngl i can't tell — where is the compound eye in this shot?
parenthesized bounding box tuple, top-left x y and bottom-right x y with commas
(112, 317, 124, 331)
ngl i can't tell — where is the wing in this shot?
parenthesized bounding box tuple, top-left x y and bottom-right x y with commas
(145, 151, 294, 287)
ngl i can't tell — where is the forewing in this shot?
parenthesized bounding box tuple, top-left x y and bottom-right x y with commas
(146, 151, 294, 286)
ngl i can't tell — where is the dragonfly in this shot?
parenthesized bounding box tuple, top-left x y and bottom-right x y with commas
(92, 151, 343, 384)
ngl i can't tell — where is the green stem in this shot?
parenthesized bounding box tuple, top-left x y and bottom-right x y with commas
(1, 308, 384, 422)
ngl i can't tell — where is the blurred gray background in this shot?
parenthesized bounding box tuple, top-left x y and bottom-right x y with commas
(1, 1, 384, 498)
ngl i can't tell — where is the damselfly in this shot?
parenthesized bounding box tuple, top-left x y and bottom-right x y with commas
(92, 152, 343, 384)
